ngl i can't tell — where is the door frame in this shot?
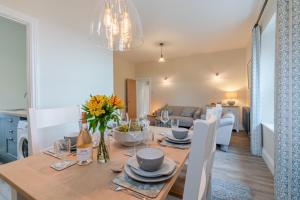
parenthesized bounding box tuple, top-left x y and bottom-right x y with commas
(0, 5, 38, 108)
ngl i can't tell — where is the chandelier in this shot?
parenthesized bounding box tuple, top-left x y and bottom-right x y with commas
(90, 0, 143, 51)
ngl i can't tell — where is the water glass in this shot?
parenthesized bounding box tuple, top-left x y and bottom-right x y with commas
(171, 119, 179, 129)
(54, 138, 71, 160)
(129, 119, 141, 156)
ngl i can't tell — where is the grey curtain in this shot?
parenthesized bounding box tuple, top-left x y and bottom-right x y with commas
(275, 0, 300, 199)
(250, 25, 262, 156)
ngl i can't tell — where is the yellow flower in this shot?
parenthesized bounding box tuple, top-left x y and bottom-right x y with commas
(109, 95, 124, 108)
(86, 95, 107, 116)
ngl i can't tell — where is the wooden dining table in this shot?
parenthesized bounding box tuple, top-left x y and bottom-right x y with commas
(0, 126, 190, 200)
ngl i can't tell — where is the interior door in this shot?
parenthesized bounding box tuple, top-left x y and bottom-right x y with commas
(126, 79, 137, 119)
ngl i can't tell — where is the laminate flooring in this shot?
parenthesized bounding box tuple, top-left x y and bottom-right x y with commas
(169, 131, 274, 200)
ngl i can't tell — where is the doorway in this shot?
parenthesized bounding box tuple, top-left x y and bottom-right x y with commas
(0, 5, 38, 109)
(136, 79, 151, 119)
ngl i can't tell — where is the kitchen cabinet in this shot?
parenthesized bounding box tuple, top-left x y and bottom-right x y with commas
(0, 114, 21, 162)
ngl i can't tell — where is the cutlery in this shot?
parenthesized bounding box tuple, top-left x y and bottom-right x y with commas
(110, 183, 148, 200)
(43, 150, 62, 159)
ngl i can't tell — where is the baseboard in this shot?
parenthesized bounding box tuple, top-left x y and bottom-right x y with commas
(262, 148, 274, 175)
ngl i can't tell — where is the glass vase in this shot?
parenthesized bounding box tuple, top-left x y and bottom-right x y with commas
(97, 130, 110, 163)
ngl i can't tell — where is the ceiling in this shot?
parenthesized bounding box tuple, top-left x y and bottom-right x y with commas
(116, 0, 264, 64)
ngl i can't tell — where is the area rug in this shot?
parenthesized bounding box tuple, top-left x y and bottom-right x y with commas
(212, 178, 252, 200)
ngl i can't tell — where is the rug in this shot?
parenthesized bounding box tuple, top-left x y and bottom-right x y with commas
(212, 178, 252, 200)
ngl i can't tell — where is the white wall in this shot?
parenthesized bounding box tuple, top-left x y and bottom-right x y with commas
(0, 1, 114, 108)
(0, 1, 114, 151)
(262, 123, 274, 175)
(0, 16, 27, 109)
(113, 53, 136, 102)
(135, 49, 248, 113)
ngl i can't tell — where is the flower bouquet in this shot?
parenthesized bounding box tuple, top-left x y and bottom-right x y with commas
(83, 94, 124, 163)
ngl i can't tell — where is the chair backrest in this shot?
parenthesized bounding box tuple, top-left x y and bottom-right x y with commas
(183, 117, 217, 200)
(28, 106, 81, 155)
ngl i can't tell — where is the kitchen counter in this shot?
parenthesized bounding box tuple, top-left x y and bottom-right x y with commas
(0, 110, 27, 118)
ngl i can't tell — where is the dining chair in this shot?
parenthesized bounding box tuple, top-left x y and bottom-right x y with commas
(182, 117, 217, 200)
(205, 105, 222, 193)
(28, 106, 81, 155)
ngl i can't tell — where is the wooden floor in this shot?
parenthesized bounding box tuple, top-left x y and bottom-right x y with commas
(170, 131, 274, 200)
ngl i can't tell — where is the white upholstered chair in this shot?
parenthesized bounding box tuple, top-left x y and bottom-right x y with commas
(181, 117, 217, 200)
(28, 106, 81, 155)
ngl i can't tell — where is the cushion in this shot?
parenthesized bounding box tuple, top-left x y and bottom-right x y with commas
(174, 116, 194, 128)
(193, 109, 202, 119)
(169, 106, 183, 116)
(181, 107, 196, 117)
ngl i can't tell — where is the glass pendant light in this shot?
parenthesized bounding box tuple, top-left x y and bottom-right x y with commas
(158, 43, 166, 63)
(90, 0, 143, 51)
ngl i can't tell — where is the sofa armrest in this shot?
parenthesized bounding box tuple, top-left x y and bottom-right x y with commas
(193, 108, 202, 119)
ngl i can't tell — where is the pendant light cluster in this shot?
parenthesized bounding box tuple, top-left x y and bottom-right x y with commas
(158, 42, 166, 63)
(90, 0, 143, 51)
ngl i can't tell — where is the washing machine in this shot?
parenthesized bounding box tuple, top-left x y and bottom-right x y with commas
(17, 120, 29, 159)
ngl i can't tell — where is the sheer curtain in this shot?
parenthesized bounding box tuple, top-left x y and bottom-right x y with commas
(275, 0, 300, 199)
(250, 25, 262, 156)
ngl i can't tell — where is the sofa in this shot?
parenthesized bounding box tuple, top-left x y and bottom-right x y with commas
(216, 112, 235, 151)
(153, 105, 202, 128)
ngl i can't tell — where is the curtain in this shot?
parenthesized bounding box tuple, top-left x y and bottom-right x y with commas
(250, 25, 262, 156)
(275, 0, 300, 199)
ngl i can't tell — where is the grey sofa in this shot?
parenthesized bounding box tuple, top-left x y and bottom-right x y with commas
(154, 106, 202, 128)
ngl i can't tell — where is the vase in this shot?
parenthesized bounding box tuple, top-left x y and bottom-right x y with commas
(97, 130, 110, 163)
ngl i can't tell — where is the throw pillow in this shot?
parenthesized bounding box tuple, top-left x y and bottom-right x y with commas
(181, 107, 196, 117)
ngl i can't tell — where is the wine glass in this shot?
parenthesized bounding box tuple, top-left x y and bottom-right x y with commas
(160, 110, 169, 127)
(121, 112, 129, 125)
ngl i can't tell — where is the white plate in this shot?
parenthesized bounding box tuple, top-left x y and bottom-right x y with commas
(164, 137, 191, 144)
(165, 131, 192, 142)
(124, 164, 177, 183)
(127, 157, 176, 178)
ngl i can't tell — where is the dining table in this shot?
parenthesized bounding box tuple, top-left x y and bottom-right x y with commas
(0, 126, 190, 200)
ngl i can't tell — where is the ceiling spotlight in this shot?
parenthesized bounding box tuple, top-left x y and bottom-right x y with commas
(158, 42, 166, 63)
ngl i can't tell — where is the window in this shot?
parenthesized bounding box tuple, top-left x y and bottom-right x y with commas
(260, 14, 275, 125)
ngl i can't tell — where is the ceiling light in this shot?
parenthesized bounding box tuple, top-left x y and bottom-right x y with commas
(90, 0, 143, 51)
(158, 42, 166, 63)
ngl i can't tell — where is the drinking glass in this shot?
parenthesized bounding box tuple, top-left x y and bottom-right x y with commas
(160, 110, 169, 127)
(121, 112, 129, 125)
(54, 138, 71, 161)
(129, 119, 141, 156)
(171, 119, 179, 129)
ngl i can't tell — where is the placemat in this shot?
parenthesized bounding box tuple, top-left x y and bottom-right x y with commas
(160, 140, 191, 149)
(112, 172, 165, 198)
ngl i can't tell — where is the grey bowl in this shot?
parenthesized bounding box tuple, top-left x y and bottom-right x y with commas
(136, 148, 165, 172)
(172, 128, 189, 139)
